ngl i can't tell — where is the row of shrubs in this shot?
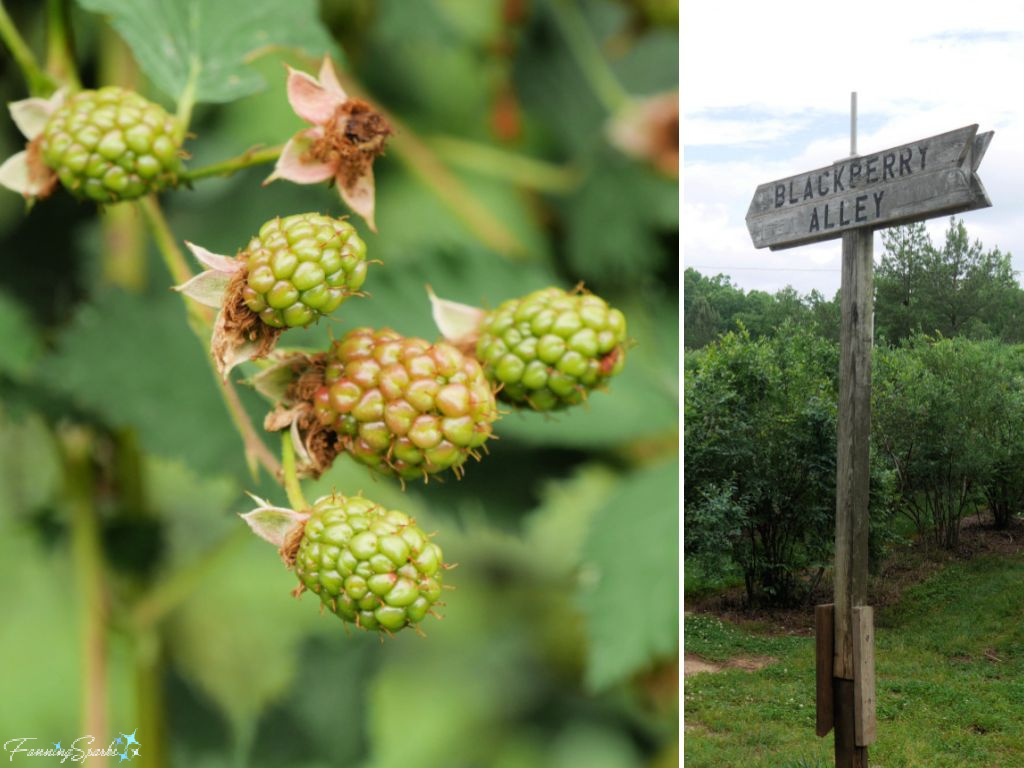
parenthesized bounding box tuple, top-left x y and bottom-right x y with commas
(684, 324, 1024, 606)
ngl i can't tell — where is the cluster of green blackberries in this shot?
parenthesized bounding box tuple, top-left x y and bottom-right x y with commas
(6, 81, 632, 637)
(191, 212, 629, 636)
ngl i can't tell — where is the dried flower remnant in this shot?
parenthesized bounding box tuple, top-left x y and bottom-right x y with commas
(257, 351, 342, 479)
(0, 89, 66, 200)
(265, 57, 392, 231)
(607, 90, 678, 178)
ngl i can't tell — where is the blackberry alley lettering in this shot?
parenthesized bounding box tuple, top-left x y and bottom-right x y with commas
(771, 145, 930, 234)
(746, 125, 992, 251)
(808, 191, 884, 232)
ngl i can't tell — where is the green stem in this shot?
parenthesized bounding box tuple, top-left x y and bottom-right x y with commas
(233, 723, 256, 768)
(174, 56, 200, 143)
(134, 628, 164, 768)
(132, 528, 250, 628)
(100, 201, 147, 291)
(136, 193, 213, 371)
(393, 125, 528, 258)
(99, 22, 137, 89)
(281, 431, 309, 511)
(428, 135, 580, 193)
(223, 379, 281, 480)
(0, 1, 57, 96)
(137, 195, 282, 480)
(45, 0, 80, 91)
(62, 425, 108, 739)
(98, 28, 146, 289)
(549, 0, 629, 114)
(179, 144, 284, 183)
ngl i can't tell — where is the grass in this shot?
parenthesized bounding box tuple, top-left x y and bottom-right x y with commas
(685, 552, 1024, 767)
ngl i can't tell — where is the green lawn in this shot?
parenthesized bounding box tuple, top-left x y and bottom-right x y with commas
(684, 553, 1024, 767)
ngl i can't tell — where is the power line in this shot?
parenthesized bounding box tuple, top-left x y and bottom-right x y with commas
(686, 264, 841, 272)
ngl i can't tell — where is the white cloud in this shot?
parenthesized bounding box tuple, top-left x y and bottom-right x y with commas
(682, 2, 1024, 295)
(684, 116, 800, 147)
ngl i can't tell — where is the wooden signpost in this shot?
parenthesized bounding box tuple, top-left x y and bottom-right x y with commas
(747, 124, 992, 250)
(745, 103, 993, 768)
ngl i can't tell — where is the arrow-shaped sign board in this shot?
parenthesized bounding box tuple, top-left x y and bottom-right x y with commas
(746, 125, 993, 250)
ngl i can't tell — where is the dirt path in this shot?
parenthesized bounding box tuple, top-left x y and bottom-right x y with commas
(683, 652, 776, 677)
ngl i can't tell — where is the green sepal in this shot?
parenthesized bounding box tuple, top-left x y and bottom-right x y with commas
(240, 494, 308, 547)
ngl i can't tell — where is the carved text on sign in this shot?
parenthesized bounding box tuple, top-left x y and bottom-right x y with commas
(746, 125, 991, 250)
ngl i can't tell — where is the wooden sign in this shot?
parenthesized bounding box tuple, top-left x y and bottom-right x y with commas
(746, 107, 995, 767)
(815, 604, 836, 737)
(746, 125, 993, 250)
(852, 606, 877, 747)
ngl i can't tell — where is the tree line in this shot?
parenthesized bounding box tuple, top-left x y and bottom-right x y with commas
(685, 218, 1024, 349)
(685, 218, 1024, 606)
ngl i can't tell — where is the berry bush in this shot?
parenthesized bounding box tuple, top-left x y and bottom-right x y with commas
(0, 1, 678, 765)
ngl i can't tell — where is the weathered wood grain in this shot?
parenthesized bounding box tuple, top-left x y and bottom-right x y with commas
(834, 229, 873, 682)
(834, 679, 869, 768)
(746, 126, 992, 249)
(853, 606, 877, 747)
(816, 604, 836, 737)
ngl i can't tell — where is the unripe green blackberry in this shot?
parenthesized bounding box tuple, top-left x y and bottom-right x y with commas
(293, 494, 445, 632)
(476, 288, 627, 410)
(240, 213, 368, 328)
(39, 86, 181, 202)
(313, 328, 498, 480)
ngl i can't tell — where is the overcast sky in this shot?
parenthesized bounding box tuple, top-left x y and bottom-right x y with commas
(680, 2, 1024, 297)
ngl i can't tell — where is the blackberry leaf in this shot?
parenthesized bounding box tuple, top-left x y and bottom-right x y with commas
(578, 458, 678, 690)
(77, 0, 334, 104)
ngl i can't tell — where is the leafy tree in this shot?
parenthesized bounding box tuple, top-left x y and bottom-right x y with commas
(980, 345, 1024, 529)
(732, 286, 807, 339)
(874, 223, 930, 344)
(683, 268, 745, 348)
(872, 337, 1007, 548)
(683, 268, 821, 348)
(684, 324, 838, 605)
(876, 219, 1023, 344)
(806, 288, 841, 343)
(683, 294, 721, 350)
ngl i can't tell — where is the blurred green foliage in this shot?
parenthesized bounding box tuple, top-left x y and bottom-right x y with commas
(0, 0, 678, 766)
